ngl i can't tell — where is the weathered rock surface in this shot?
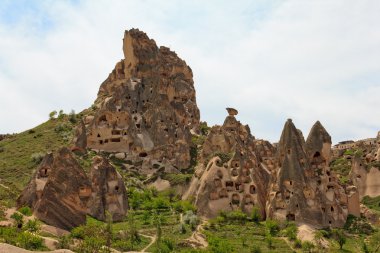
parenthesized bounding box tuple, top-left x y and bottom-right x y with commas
(186, 108, 270, 219)
(87, 156, 128, 221)
(267, 120, 360, 227)
(84, 29, 200, 170)
(18, 148, 91, 230)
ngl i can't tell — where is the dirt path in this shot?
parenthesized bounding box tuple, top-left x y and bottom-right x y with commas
(124, 233, 156, 253)
(183, 219, 208, 248)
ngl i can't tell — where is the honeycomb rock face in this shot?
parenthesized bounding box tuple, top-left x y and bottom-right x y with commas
(87, 156, 128, 222)
(188, 108, 270, 219)
(85, 29, 200, 170)
(267, 120, 360, 227)
(18, 148, 92, 230)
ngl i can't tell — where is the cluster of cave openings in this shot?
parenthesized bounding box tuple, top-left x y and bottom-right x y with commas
(250, 185, 256, 194)
(231, 193, 240, 205)
(286, 213, 296, 221)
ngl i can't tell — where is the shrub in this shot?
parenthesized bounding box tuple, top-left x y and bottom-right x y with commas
(265, 219, 280, 236)
(31, 152, 45, 164)
(10, 212, 23, 228)
(332, 228, 346, 250)
(69, 110, 77, 124)
(302, 241, 315, 252)
(183, 210, 199, 230)
(18, 206, 32, 216)
(265, 234, 274, 249)
(208, 236, 233, 253)
(281, 222, 298, 240)
(49, 110, 57, 119)
(24, 219, 40, 232)
(251, 207, 261, 223)
(57, 235, 71, 249)
(17, 231, 44, 250)
(293, 239, 302, 248)
(344, 214, 374, 234)
(251, 245, 262, 253)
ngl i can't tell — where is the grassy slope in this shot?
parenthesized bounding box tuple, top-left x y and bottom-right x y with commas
(0, 117, 75, 207)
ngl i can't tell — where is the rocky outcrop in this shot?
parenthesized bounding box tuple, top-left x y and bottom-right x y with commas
(187, 108, 270, 219)
(18, 148, 129, 229)
(87, 156, 128, 221)
(84, 29, 200, 171)
(267, 120, 359, 227)
(18, 148, 92, 230)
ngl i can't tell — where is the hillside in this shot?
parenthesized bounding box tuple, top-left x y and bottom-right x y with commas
(0, 28, 380, 253)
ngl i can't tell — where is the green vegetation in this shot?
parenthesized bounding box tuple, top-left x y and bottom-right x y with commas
(330, 157, 351, 178)
(0, 116, 78, 207)
(18, 206, 32, 216)
(344, 214, 374, 235)
(362, 195, 380, 213)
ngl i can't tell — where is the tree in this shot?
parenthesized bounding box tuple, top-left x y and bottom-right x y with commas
(332, 229, 346, 250)
(127, 210, 140, 249)
(69, 109, 77, 123)
(49, 110, 57, 119)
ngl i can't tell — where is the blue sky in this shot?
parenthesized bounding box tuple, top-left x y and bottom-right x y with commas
(0, 0, 379, 143)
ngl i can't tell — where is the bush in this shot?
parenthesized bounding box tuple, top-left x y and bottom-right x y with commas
(344, 214, 374, 234)
(10, 212, 23, 228)
(265, 219, 280, 236)
(49, 110, 57, 119)
(302, 241, 315, 252)
(208, 236, 233, 253)
(31, 152, 45, 164)
(18, 206, 32, 216)
(24, 219, 40, 232)
(17, 231, 44, 250)
(251, 207, 261, 223)
(332, 228, 346, 250)
(281, 222, 298, 240)
(294, 239, 302, 248)
(183, 210, 199, 230)
(69, 110, 77, 124)
(251, 245, 262, 253)
(57, 235, 71, 249)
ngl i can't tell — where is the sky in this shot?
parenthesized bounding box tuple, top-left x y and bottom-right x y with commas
(0, 0, 379, 144)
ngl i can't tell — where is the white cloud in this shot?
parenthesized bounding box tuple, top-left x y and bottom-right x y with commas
(0, 0, 379, 143)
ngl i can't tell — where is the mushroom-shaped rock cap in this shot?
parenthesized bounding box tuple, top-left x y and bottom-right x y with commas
(226, 107, 238, 116)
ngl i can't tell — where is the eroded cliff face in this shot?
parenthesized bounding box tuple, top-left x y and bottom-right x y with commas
(17, 149, 128, 230)
(186, 109, 271, 219)
(87, 156, 128, 222)
(84, 29, 200, 170)
(17, 148, 92, 230)
(267, 120, 359, 227)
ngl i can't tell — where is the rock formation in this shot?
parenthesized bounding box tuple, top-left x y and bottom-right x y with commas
(267, 120, 360, 227)
(186, 108, 271, 219)
(17, 148, 92, 230)
(17, 148, 128, 229)
(83, 29, 200, 171)
(87, 156, 128, 221)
